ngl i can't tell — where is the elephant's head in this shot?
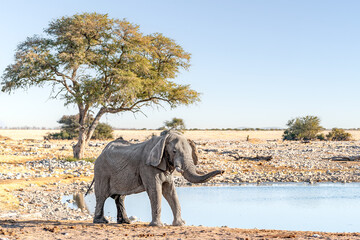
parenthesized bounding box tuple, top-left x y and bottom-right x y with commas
(146, 130, 224, 183)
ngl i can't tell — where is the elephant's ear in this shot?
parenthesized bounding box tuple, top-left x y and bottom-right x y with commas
(146, 135, 167, 171)
(187, 139, 198, 165)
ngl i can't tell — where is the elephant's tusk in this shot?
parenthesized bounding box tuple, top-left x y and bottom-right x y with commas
(175, 166, 184, 173)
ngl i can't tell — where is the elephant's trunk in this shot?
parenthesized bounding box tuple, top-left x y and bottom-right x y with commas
(181, 159, 224, 183)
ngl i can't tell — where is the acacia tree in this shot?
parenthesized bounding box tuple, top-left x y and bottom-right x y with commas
(1, 13, 200, 158)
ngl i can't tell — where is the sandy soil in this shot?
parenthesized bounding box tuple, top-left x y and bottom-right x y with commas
(2, 129, 360, 141)
(1, 130, 360, 239)
(1, 219, 360, 240)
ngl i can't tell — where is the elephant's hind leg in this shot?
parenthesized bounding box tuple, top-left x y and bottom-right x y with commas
(114, 195, 131, 224)
(93, 178, 110, 223)
(93, 195, 108, 223)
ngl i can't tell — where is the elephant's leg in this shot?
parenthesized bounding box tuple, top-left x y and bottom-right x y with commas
(162, 181, 185, 226)
(114, 195, 130, 224)
(93, 178, 109, 224)
(145, 182, 163, 226)
(93, 195, 108, 223)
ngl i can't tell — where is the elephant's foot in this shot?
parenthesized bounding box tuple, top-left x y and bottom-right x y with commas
(93, 216, 109, 224)
(149, 220, 163, 227)
(172, 219, 185, 226)
(117, 217, 131, 224)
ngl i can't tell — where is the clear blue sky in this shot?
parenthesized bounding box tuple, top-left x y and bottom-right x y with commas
(1, 0, 360, 129)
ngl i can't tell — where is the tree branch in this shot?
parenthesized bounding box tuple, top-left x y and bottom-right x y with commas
(47, 65, 76, 96)
(86, 107, 106, 141)
(104, 96, 171, 114)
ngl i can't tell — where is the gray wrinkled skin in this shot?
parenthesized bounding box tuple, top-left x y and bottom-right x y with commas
(92, 131, 223, 226)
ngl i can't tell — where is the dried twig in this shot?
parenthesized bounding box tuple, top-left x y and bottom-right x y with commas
(230, 153, 272, 161)
(325, 156, 360, 162)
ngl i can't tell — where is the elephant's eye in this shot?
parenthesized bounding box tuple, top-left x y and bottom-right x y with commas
(173, 150, 177, 153)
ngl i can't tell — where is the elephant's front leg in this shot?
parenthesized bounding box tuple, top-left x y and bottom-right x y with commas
(145, 182, 163, 226)
(162, 181, 185, 226)
(114, 195, 130, 224)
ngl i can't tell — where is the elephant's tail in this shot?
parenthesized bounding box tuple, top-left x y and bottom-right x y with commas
(84, 178, 95, 196)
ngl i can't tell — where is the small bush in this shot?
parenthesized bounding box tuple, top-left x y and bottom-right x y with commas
(326, 128, 352, 141)
(45, 130, 74, 140)
(45, 115, 113, 140)
(283, 116, 324, 141)
(163, 118, 185, 131)
(316, 133, 326, 141)
(91, 123, 113, 140)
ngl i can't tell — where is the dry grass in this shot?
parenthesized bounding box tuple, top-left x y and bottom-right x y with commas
(1, 129, 360, 141)
(0, 130, 57, 140)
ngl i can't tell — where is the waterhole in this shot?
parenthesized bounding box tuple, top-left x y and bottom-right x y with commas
(62, 183, 360, 232)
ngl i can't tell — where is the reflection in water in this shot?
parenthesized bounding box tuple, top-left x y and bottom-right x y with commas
(62, 183, 360, 232)
(73, 192, 89, 212)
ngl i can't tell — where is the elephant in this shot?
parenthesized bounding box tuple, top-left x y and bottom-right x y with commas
(89, 130, 223, 226)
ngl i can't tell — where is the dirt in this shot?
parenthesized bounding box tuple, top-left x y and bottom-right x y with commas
(1, 130, 360, 239)
(1, 219, 360, 240)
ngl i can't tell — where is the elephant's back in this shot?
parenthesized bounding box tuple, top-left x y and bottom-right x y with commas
(95, 141, 143, 171)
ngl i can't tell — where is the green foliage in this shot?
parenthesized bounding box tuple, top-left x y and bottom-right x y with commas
(283, 116, 324, 140)
(316, 133, 326, 141)
(164, 118, 186, 130)
(45, 114, 113, 140)
(46, 130, 74, 140)
(58, 115, 79, 138)
(1, 13, 200, 158)
(92, 123, 113, 140)
(63, 156, 96, 163)
(326, 128, 352, 141)
(1, 13, 200, 110)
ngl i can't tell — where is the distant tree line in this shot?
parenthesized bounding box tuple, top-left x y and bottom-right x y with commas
(0, 116, 357, 143)
(0, 126, 60, 130)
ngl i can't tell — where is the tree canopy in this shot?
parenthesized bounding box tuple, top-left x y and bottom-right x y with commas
(1, 13, 200, 158)
(164, 117, 186, 130)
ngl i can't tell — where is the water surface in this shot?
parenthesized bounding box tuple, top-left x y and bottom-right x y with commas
(63, 183, 360, 232)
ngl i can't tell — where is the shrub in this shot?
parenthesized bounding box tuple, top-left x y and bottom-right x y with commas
(326, 128, 352, 141)
(163, 118, 186, 131)
(91, 123, 113, 140)
(46, 131, 73, 140)
(283, 116, 324, 140)
(316, 133, 326, 141)
(45, 115, 113, 140)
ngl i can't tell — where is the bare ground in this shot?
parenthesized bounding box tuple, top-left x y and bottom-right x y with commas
(1, 130, 360, 239)
(1, 219, 360, 240)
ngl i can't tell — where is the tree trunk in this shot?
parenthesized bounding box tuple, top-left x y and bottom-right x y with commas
(73, 128, 87, 159)
(73, 108, 105, 159)
(86, 108, 105, 141)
